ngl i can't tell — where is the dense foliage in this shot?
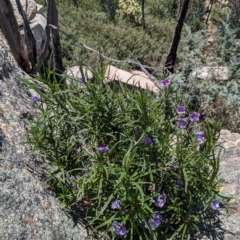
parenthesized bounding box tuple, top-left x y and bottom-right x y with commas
(24, 69, 224, 239)
(34, 0, 240, 133)
(24, 0, 240, 239)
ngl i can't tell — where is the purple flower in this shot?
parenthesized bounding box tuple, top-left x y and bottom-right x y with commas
(177, 119, 188, 129)
(177, 178, 183, 188)
(32, 95, 40, 102)
(155, 192, 167, 208)
(79, 77, 85, 83)
(196, 131, 205, 145)
(196, 131, 205, 138)
(148, 212, 162, 230)
(189, 112, 200, 122)
(112, 221, 127, 236)
(160, 77, 171, 88)
(143, 137, 154, 145)
(171, 161, 178, 169)
(98, 146, 109, 154)
(211, 199, 220, 210)
(197, 138, 205, 145)
(37, 86, 45, 93)
(177, 105, 185, 114)
(111, 199, 121, 210)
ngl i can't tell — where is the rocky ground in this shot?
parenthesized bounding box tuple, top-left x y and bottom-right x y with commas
(0, 32, 91, 240)
(193, 130, 240, 240)
(216, 130, 240, 239)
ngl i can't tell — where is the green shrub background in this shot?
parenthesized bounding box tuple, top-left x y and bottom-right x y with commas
(24, 70, 224, 239)
(35, 0, 240, 133)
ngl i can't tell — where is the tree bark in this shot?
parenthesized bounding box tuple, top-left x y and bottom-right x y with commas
(16, 0, 37, 74)
(37, 0, 65, 88)
(141, 0, 145, 29)
(0, 0, 31, 73)
(164, 0, 190, 74)
(39, 0, 65, 83)
(205, 0, 214, 28)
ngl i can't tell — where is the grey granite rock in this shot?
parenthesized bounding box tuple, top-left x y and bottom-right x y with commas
(0, 32, 92, 240)
(10, 0, 37, 27)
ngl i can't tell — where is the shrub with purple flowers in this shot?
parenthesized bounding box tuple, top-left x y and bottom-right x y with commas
(24, 68, 226, 239)
(147, 212, 162, 230)
(155, 192, 167, 208)
(211, 199, 220, 210)
(37, 86, 46, 93)
(196, 131, 206, 145)
(178, 119, 188, 129)
(79, 77, 85, 83)
(112, 221, 127, 236)
(111, 199, 121, 210)
(160, 77, 171, 88)
(32, 95, 40, 102)
(177, 105, 185, 114)
(189, 111, 201, 122)
(143, 137, 154, 145)
(98, 146, 109, 154)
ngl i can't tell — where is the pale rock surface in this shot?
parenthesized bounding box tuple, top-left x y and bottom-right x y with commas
(20, 13, 47, 56)
(11, 0, 37, 27)
(191, 66, 229, 81)
(104, 65, 159, 92)
(10, 0, 47, 56)
(66, 66, 94, 81)
(36, 3, 44, 14)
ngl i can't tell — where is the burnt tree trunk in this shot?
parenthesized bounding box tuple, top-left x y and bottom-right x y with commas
(16, 0, 37, 74)
(40, 0, 65, 83)
(205, 0, 214, 28)
(141, 0, 146, 29)
(0, 0, 64, 81)
(0, 0, 31, 73)
(164, 0, 190, 74)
